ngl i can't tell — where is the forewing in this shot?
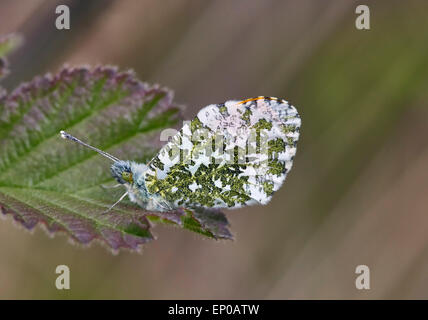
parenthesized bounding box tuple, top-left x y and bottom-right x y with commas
(144, 97, 301, 209)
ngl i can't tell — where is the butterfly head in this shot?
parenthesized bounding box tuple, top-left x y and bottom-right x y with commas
(111, 160, 133, 185)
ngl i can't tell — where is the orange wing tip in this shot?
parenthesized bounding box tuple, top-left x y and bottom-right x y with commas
(237, 96, 280, 105)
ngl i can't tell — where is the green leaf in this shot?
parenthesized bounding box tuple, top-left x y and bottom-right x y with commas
(0, 65, 233, 252)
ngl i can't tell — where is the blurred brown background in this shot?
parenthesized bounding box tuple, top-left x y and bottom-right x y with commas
(1, 0, 428, 299)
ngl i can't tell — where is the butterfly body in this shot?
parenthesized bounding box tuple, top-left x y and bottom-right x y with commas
(111, 160, 174, 212)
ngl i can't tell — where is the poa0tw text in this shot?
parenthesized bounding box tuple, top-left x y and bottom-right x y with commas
(213, 304, 259, 315)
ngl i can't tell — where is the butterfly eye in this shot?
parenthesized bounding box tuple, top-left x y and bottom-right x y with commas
(122, 171, 133, 183)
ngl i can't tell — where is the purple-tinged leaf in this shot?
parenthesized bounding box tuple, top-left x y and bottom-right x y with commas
(0, 65, 233, 252)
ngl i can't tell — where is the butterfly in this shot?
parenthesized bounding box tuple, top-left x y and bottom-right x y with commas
(60, 96, 301, 213)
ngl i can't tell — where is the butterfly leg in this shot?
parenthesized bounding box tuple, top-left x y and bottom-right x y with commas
(146, 196, 173, 212)
(102, 191, 129, 214)
(100, 183, 123, 189)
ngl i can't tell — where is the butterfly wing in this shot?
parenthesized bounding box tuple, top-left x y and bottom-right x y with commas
(144, 97, 301, 209)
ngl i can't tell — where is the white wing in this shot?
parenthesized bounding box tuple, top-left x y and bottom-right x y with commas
(144, 96, 301, 209)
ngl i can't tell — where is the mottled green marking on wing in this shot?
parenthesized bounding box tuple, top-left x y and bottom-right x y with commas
(146, 162, 252, 208)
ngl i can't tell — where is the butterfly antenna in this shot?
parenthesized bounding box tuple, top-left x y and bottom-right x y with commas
(60, 130, 121, 163)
